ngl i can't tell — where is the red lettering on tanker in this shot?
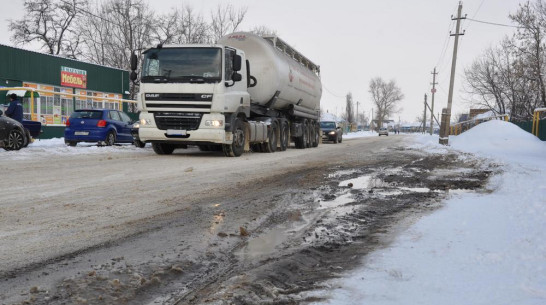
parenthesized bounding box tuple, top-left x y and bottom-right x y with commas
(228, 34, 246, 41)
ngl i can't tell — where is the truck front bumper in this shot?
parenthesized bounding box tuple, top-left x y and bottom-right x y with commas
(139, 126, 231, 144)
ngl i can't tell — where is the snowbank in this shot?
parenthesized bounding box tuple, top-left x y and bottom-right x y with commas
(312, 121, 546, 305)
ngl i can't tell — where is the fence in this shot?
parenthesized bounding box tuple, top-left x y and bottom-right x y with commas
(450, 114, 509, 136)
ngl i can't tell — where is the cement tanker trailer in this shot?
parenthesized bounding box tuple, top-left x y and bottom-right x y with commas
(131, 32, 322, 157)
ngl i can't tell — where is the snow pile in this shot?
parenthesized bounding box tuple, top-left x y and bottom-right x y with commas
(343, 130, 376, 139)
(450, 120, 546, 163)
(312, 121, 546, 305)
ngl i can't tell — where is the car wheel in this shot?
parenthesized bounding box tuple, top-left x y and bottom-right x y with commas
(65, 140, 78, 147)
(23, 128, 31, 148)
(5, 129, 25, 151)
(105, 131, 116, 146)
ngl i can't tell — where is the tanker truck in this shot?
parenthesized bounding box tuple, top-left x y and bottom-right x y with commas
(130, 32, 322, 157)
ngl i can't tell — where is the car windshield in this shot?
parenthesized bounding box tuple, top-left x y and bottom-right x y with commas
(70, 111, 102, 119)
(320, 122, 336, 129)
(141, 47, 222, 83)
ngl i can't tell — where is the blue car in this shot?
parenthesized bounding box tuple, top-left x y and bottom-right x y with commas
(64, 109, 135, 146)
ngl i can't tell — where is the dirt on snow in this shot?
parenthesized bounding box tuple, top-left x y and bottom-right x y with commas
(0, 135, 496, 304)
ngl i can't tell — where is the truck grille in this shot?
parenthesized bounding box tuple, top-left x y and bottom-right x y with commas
(154, 112, 202, 130)
(145, 93, 213, 112)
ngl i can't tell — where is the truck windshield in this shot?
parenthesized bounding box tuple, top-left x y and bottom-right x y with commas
(141, 48, 222, 83)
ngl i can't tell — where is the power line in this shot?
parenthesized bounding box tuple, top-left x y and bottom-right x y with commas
(466, 17, 521, 28)
(323, 84, 346, 98)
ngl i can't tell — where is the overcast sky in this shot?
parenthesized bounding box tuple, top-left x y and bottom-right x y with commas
(0, 0, 522, 122)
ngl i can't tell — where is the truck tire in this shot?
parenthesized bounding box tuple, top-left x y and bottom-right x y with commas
(295, 121, 307, 149)
(264, 121, 278, 153)
(152, 143, 175, 155)
(311, 122, 319, 147)
(279, 121, 289, 151)
(305, 121, 312, 148)
(223, 118, 245, 157)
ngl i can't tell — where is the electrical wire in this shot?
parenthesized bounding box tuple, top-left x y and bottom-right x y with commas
(466, 18, 521, 28)
(322, 84, 346, 98)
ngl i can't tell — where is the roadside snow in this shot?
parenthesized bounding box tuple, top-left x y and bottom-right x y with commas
(1, 138, 147, 160)
(312, 120, 546, 305)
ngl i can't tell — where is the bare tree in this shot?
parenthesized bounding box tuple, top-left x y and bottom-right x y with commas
(369, 77, 404, 128)
(210, 4, 247, 42)
(510, 0, 546, 107)
(250, 25, 277, 36)
(9, 0, 84, 57)
(342, 92, 355, 123)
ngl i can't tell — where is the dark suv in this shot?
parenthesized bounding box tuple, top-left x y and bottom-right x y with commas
(320, 121, 343, 143)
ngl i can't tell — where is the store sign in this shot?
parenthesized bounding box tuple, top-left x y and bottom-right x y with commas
(61, 66, 87, 88)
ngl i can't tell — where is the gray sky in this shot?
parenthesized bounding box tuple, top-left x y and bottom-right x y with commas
(1, 0, 522, 122)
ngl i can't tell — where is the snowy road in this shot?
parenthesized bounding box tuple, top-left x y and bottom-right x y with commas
(0, 134, 493, 304)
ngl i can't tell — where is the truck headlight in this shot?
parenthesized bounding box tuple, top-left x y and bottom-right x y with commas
(140, 118, 151, 126)
(205, 120, 223, 127)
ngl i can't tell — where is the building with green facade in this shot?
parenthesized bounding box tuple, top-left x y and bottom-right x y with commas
(0, 44, 134, 139)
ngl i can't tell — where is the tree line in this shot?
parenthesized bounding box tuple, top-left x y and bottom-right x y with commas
(8, 0, 271, 75)
(464, 0, 546, 121)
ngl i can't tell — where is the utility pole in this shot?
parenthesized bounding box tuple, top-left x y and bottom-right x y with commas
(371, 108, 374, 132)
(439, 1, 465, 145)
(356, 101, 360, 130)
(430, 67, 438, 135)
(423, 94, 427, 133)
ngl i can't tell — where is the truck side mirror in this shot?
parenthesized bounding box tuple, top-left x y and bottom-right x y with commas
(233, 55, 242, 71)
(232, 72, 242, 82)
(130, 71, 138, 82)
(130, 52, 138, 71)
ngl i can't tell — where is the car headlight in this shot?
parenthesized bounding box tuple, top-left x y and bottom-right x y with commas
(205, 120, 223, 127)
(139, 118, 151, 126)
(132, 122, 140, 128)
(328, 131, 336, 135)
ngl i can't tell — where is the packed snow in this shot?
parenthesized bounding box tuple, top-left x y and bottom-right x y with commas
(311, 120, 546, 305)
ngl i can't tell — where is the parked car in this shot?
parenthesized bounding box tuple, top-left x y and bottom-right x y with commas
(64, 109, 135, 146)
(320, 121, 343, 143)
(378, 127, 389, 136)
(0, 110, 28, 151)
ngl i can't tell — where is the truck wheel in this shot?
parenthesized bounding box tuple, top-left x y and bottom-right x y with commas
(152, 143, 175, 155)
(198, 145, 210, 152)
(279, 121, 289, 151)
(295, 120, 308, 149)
(312, 123, 319, 147)
(223, 118, 245, 157)
(305, 121, 308, 148)
(264, 121, 278, 153)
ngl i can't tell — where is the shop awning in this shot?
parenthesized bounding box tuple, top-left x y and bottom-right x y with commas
(5, 89, 40, 98)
